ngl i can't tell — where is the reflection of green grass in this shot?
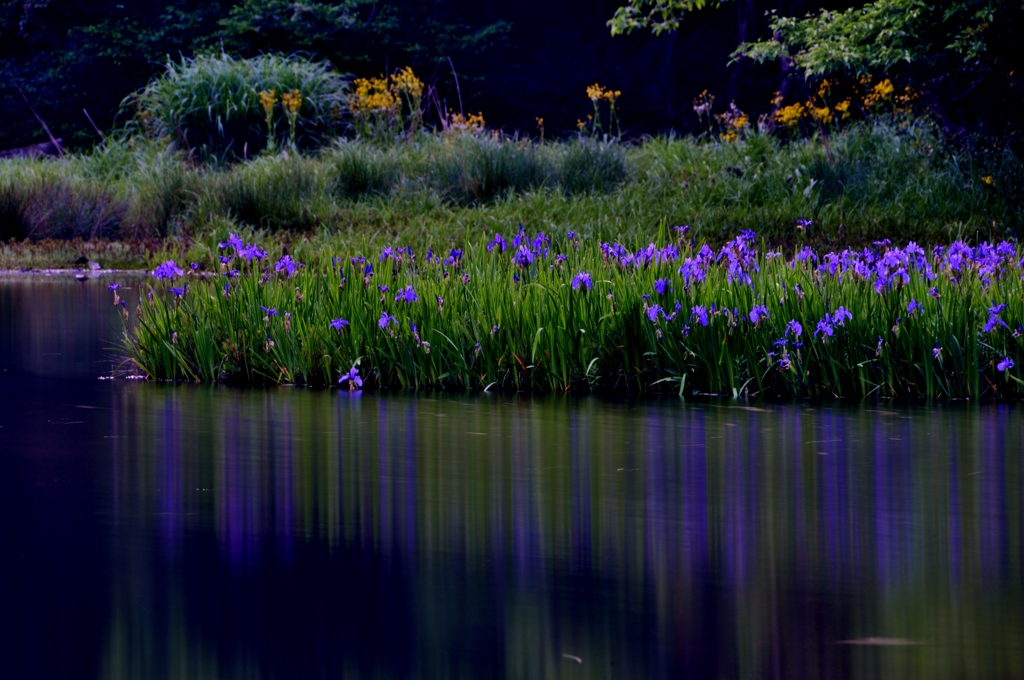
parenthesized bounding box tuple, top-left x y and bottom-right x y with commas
(107, 389, 1024, 679)
(123, 230, 1024, 398)
(3, 120, 1021, 269)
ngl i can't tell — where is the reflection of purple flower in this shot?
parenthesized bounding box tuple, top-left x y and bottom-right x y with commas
(997, 357, 1015, 372)
(749, 304, 769, 325)
(153, 260, 183, 280)
(330, 318, 349, 331)
(259, 306, 279, 316)
(395, 286, 419, 303)
(691, 305, 709, 327)
(572, 271, 592, 291)
(338, 367, 363, 389)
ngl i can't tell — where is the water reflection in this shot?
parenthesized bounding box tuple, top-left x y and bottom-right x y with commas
(103, 388, 1024, 679)
(1, 278, 1022, 680)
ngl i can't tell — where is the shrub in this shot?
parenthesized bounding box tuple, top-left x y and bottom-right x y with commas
(212, 154, 334, 230)
(558, 138, 627, 194)
(128, 53, 348, 161)
(328, 142, 399, 199)
(427, 136, 553, 204)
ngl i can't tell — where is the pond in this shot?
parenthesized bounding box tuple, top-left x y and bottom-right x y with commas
(1, 276, 1022, 679)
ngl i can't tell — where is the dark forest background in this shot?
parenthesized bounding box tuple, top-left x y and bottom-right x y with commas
(0, 0, 1020, 150)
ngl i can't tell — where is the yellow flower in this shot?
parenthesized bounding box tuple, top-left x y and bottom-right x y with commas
(817, 79, 831, 98)
(810, 104, 833, 125)
(391, 66, 423, 99)
(587, 83, 607, 102)
(982, 175, 995, 186)
(281, 89, 302, 115)
(258, 90, 278, 116)
(693, 89, 716, 116)
(774, 102, 806, 127)
(863, 79, 895, 109)
(834, 99, 852, 119)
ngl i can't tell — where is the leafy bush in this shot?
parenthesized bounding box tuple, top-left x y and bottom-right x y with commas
(128, 53, 348, 161)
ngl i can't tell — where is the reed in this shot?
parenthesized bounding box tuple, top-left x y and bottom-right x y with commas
(119, 228, 1024, 399)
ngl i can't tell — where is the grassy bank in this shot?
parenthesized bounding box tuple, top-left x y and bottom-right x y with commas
(119, 228, 1024, 398)
(2, 121, 1021, 271)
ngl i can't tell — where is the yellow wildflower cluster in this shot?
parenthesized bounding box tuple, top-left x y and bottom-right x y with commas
(350, 76, 397, 115)
(447, 111, 486, 135)
(258, 90, 278, 116)
(716, 101, 749, 142)
(391, 66, 423, 100)
(693, 90, 715, 117)
(281, 89, 302, 114)
(863, 79, 895, 108)
(834, 99, 852, 119)
(774, 102, 806, 127)
(810, 105, 832, 125)
(587, 83, 621, 103)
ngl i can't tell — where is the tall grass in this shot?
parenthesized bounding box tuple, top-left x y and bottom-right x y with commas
(3, 121, 1021, 252)
(121, 228, 1024, 399)
(127, 53, 348, 160)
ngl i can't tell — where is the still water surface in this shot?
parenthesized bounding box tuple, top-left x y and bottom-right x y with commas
(1, 277, 1022, 679)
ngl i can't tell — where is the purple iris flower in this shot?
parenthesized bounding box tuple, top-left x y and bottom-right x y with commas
(107, 283, 121, 291)
(168, 286, 187, 298)
(572, 271, 592, 291)
(984, 303, 1008, 333)
(513, 246, 534, 268)
(566, 230, 576, 241)
(259, 306, 279, 316)
(330, 318, 349, 331)
(153, 260, 183, 280)
(691, 305, 709, 327)
(928, 287, 940, 298)
(241, 244, 266, 261)
(218, 233, 245, 251)
(219, 255, 231, 265)
(786, 320, 802, 338)
(646, 305, 662, 322)
(814, 317, 834, 339)
(338, 367, 363, 389)
(749, 304, 769, 325)
(653, 278, 672, 295)
(395, 286, 419, 303)
(487, 233, 507, 252)
(275, 255, 300, 277)
(378, 311, 397, 329)
(997, 357, 1015, 372)
(907, 299, 923, 316)
(377, 284, 390, 293)
(832, 307, 853, 326)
